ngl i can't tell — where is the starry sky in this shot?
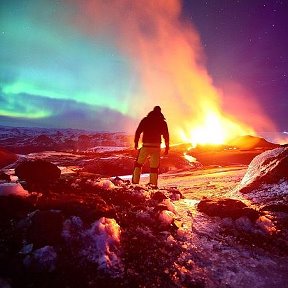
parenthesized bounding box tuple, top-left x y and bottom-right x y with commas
(183, 0, 288, 131)
(0, 0, 287, 137)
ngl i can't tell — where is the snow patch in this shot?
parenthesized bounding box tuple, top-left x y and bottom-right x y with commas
(83, 217, 121, 271)
(62, 216, 83, 240)
(87, 146, 127, 153)
(23, 246, 57, 272)
(62, 216, 123, 277)
(0, 183, 29, 197)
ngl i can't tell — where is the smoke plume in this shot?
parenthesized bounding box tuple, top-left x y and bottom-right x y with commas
(69, 0, 275, 142)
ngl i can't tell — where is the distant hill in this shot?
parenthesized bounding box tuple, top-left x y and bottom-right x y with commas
(227, 135, 279, 150)
(0, 125, 133, 154)
(186, 135, 280, 166)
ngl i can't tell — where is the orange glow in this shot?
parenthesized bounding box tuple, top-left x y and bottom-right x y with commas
(179, 110, 255, 147)
(70, 0, 277, 144)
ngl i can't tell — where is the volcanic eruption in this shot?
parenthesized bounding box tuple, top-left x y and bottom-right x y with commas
(68, 0, 277, 146)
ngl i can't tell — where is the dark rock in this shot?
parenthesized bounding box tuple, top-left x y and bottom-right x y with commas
(15, 159, 61, 184)
(151, 191, 168, 202)
(197, 198, 260, 221)
(0, 172, 10, 182)
(260, 204, 288, 213)
(23, 245, 57, 272)
(27, 210, 63, 248)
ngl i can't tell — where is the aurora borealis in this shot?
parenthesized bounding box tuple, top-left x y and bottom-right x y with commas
(1, 0, 287, 138)
(1, 0, 139, 130)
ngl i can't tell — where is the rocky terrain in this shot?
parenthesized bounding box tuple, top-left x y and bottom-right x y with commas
(0, 126, 288, 288)
(0, 125, 132, 154)
(0, 149, 17, 170)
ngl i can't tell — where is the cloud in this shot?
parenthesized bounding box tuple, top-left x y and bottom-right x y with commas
(68, 0, 222, 135)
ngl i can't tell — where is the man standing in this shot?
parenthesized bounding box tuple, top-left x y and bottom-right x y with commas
(132, 106, 169, 187)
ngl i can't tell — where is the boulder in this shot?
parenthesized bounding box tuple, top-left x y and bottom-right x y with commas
(237, 146, 288, 209)
(197, 198, 260, 221)
(239, 146, 288, 193)
(151, 191, 168, 202)
(15, 159, 61, 184)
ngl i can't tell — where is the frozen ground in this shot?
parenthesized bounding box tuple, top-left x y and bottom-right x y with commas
(1, 149, 288, 287)
(158, 166, 288, 288)
(111, 166, 288, 287)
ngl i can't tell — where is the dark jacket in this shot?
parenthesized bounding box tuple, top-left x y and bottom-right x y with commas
(134, 110, 169, 148)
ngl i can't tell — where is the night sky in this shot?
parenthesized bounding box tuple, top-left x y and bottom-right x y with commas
(1, 0, 287, 138)
(183, 0, 288, 131)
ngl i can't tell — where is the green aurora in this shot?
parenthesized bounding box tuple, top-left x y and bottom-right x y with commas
(0, 0, 139, 129)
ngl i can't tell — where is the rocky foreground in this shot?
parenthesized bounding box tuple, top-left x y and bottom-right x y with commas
(0, 146, 288, 288)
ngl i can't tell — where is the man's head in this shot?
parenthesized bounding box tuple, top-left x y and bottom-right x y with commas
(153, 106, 161, 113)
(148, 105, 165, 120)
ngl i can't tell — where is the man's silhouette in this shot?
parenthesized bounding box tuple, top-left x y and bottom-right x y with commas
(132, 106, 169, 186)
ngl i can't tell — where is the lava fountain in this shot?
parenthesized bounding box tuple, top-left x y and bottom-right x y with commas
(179, 110, 255, 147)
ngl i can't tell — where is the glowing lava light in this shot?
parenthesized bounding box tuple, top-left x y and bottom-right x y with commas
(179, 110, 255, 147)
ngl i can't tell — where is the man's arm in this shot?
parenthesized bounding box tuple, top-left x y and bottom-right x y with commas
(134, 119, 144, 149)
(163, 121, 169, 154)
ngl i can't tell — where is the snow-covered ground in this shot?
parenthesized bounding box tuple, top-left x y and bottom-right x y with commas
(111, 165, 288, 287)
(1, 144, 288, 287)
(159, 167, 288, 287)
(0, 182, 29, 197)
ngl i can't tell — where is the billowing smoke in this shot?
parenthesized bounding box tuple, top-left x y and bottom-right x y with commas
(220, 81, 276, 132)
(69, 0, 275, 143)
